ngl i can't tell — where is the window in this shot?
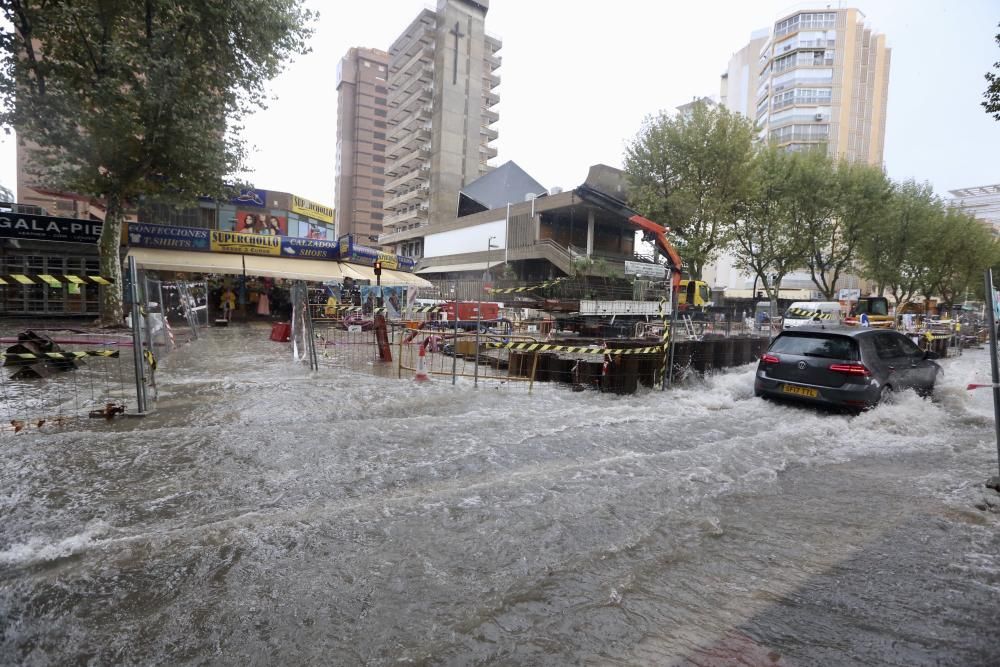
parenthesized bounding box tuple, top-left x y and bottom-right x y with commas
(372, 154, 385, 163)
(770, 334, 858, 360)
(375, 85, 388, 94)
(372, 178, 385, 185)
(374, 132, 386, 140)
(873, 333, 905, 360)
(371, 189, 384, 196)
(375, 97, 387, 105)
(373, 166, 384, 174)
(371, 200, 381, 208)
(374, 109, 387, 117)
(373, 143, 386, 152)
(371, 212, 383, 220)
(374, 121, 387, 128)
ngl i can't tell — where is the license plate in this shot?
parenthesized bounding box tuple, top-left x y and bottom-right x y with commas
(782, 384, 818, 398)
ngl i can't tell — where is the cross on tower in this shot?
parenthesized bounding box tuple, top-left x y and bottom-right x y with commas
(450, 21, 464, 85)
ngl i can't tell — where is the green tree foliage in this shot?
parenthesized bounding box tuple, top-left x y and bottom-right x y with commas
(917, 207, 999, 311)
(984, 24, 1000, 120)
(856, 180, 940, 310)
(729, 145, 810, 317)
(805, 157, 892, 299)
(1, 1, 314, 325)
(623, 101, 755, 280)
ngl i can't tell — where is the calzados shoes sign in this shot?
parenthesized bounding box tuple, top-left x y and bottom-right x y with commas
(0, 213, 103, 244)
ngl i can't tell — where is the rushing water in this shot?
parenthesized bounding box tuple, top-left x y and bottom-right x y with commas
(1, 325, 999, 666)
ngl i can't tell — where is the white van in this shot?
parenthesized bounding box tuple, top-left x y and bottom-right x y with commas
(782, 301, 843, 329)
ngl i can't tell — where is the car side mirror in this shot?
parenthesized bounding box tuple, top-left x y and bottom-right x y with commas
(923, 350, 939, 360)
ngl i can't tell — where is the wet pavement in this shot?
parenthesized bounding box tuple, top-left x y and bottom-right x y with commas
(1, 324, 998, 665)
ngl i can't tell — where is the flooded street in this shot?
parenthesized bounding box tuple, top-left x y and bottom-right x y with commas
(2, 325, 999, 665)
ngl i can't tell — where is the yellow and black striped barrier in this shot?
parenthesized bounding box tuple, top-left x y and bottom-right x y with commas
(786, 307, 834, 320)
(0, 350, 120, 360)
(0, 273, 114, 286)
(485, 341, 665, 355)
(317, 305, 387, 314)
(409, 306, 442, 313)
(487, 277, 568, 295)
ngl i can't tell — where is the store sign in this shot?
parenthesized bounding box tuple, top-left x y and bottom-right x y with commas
(0, 213, 103, 244)
(291, 195, 334, 224)
(280, 237, 341, 260)
(230, 188, 267, 208)
(126, 223, 210, 250)
(624, 261, 666, 279)
(337, 234, 416, 271)
(210, 230, 281, 256)
(838, 288, 861, 301)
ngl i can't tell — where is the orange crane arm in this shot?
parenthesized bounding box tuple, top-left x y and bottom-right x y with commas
(628, 214, 682, 290)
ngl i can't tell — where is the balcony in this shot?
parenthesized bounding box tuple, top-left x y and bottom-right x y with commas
(484, 89, 500, 107)
(384, 166, 428, 195)
(385, 208, 427, 227)
(485, 71, 501, 89)
(486, 52, 501, 68)
(481, 126, 498, 141)
(479, 144, 498, 160)
(482, 107, 499, 124)
(384, 186, 428, 211)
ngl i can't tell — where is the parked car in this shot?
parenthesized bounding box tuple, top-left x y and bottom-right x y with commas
(754, 326, 941, 411)
(782, 301, 844, 329)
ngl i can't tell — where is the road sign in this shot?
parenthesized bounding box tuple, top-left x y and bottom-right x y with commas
(624, 261, 666, 279)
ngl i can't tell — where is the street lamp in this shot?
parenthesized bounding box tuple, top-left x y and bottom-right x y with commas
(475, 235, 500, 387)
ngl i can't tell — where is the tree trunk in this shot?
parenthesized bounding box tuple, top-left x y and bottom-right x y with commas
(98, 191, 125, 327)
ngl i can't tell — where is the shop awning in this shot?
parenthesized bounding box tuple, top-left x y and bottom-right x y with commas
(127, 248, 432, 287)
(415, 262, 491, 275)
(343, 262, 433, 288)
(126, 248, 247, 274)
(127, 248, 350, 282)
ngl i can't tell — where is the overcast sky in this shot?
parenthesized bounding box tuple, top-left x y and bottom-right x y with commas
(2, 0, 998, 205)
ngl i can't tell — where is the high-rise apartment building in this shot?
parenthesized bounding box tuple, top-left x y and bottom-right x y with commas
(705, 7, 890, 294)
(379, 0, 501, 258)
(724, 7, 890, 166)
(335, 47, 391, 241)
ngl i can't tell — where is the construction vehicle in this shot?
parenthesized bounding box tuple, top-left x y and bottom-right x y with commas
(843, 296, 893, 327)
(677, 279, 713, 314)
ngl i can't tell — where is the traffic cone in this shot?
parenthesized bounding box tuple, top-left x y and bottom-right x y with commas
(414, 341, 430, 382)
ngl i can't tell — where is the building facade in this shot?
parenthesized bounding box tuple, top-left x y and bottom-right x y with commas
(949, 184, 1000, 236)
(378, 0, 501, 258)
(335, 47, 390, 242)
(731, 7, 891, 165)
(705, 7, 890, 294)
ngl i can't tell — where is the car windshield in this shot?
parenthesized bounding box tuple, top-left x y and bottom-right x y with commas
(769, 333, 858, 360)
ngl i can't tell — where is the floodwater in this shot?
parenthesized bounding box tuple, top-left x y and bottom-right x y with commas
(1, 325, 999, 666)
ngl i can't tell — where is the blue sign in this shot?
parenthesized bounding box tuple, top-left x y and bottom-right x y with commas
(230, 188, 267, 208)
(0, 213, 103, 244)
(126, 223, 210, 250)
(280, 237, 341, 261)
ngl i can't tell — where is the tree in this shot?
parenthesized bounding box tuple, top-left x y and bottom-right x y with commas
(624, 101, 755, 280)
(1, 1, 314, 326)
(803, 157, 891, 299)
(983, 24, 1000, 121)
(857, 180, 940, 311)
(729, 145, 811, 321)
(919, 208, 998, 312)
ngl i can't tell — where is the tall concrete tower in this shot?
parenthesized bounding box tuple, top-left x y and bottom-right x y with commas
(380, 0, 501, 258)
(335, 47, 390, 241)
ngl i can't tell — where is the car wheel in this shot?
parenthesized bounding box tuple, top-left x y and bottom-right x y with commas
(878, 384, 894, 406)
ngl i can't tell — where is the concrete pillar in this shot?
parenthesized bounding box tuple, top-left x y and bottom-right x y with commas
(586, 210, 595, 257)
